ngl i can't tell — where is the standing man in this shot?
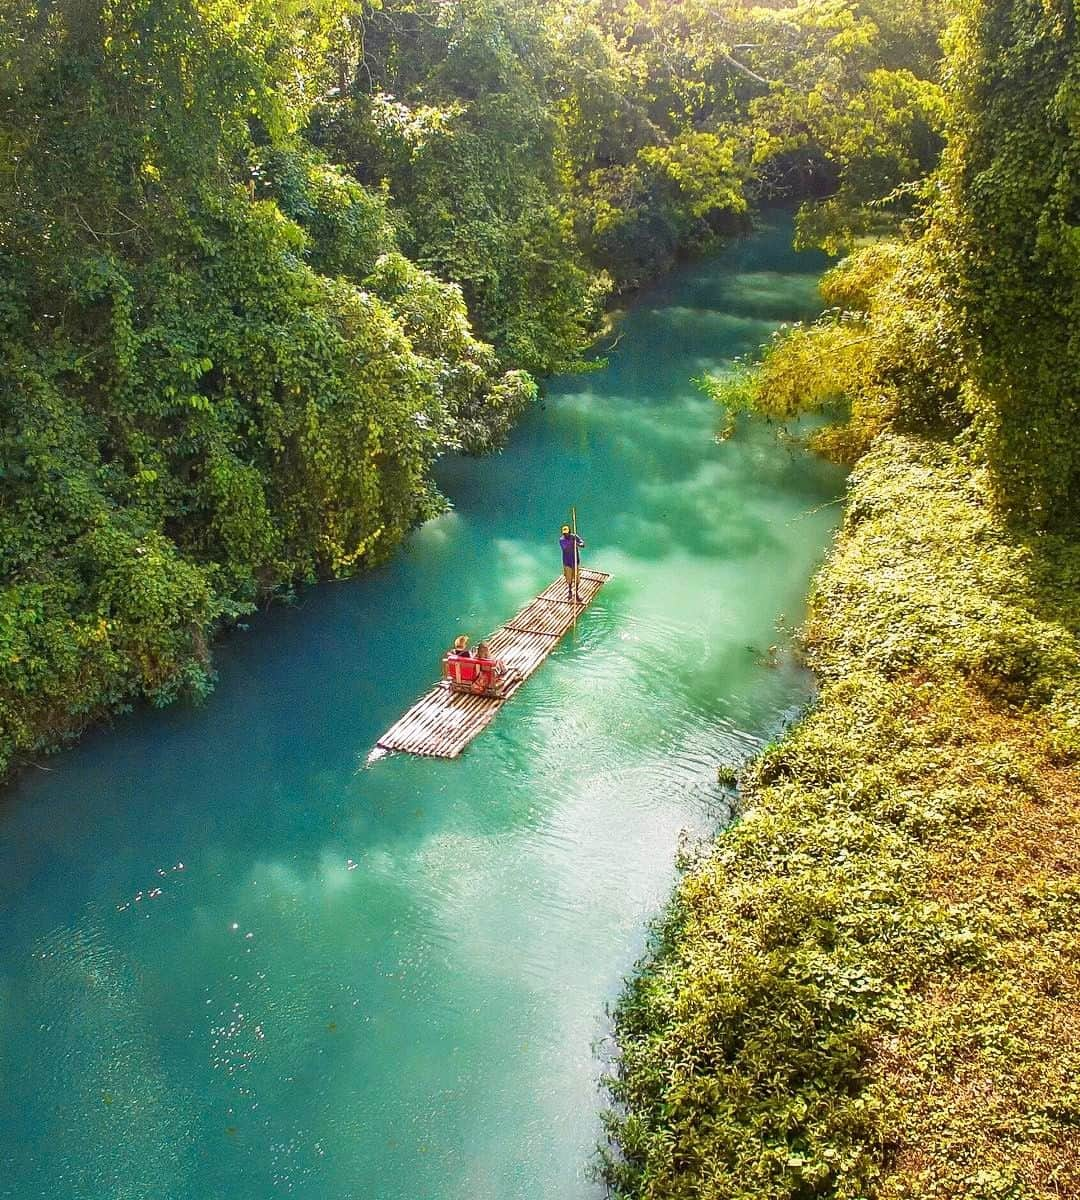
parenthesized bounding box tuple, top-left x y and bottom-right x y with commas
(559, 523, 585, 603)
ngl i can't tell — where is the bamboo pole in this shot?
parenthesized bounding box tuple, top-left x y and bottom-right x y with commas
(571, 505, 580, 630)
(572, 506, 580, 597)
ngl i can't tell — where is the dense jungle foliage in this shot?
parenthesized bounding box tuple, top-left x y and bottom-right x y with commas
(709, 0, 1079, 525)
(608, 0, 1080, 1196)
(4, 0, 1078, 1193)
(0, 0, 949, 776)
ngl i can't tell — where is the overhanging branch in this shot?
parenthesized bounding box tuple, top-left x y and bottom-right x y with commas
(719, 50, 774, 88)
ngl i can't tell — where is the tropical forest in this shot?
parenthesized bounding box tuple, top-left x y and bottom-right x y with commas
(0, 0, 1076, 1197)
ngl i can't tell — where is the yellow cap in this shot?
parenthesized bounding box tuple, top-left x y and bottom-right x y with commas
(561, 525, 570, 534)
(453, 635, 469, 651)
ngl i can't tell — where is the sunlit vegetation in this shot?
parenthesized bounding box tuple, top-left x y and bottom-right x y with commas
(610, 0, 1080, 1195)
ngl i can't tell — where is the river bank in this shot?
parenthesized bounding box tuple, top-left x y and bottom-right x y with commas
(604, 433, 1080, 1198)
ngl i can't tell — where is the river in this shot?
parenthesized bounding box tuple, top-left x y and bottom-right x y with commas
(0, 218, 842, 1200)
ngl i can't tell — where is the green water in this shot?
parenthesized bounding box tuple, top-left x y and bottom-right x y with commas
(0, 219, 842, 1200)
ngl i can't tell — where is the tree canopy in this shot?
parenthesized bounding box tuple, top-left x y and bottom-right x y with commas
(704, 0, 1079, 526)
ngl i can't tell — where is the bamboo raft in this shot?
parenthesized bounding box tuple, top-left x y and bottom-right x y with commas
(368, 568, 611, 762)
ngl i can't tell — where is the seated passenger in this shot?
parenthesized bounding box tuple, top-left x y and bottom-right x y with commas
(470, 641, 507, 695)
(445, 634, 480, 689)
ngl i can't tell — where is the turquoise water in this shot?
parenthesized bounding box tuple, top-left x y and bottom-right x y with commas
(0, 220, 842, 1200)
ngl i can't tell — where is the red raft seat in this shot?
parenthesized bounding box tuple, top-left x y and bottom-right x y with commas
(443, 653, 507, 697)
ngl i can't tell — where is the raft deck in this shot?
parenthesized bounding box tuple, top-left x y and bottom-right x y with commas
(368, 568, 611, 761)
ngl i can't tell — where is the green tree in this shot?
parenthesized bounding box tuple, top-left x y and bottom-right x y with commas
(314, 0, 607, 374)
